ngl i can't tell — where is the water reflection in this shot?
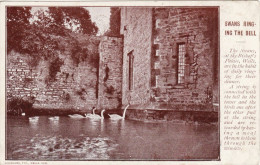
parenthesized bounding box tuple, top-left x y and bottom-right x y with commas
(47, 116, 59, 132)
(29, 116, 39, 129)
(7, 116, 219, 160)
(10, 135, 118, 160)
(100, 118, 104, 133)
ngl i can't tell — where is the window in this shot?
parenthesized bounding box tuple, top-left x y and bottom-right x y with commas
(177, 44, 186, 84)
(128, 50, 134, 90)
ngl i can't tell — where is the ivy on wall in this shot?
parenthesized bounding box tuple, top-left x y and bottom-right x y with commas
(7, 7, 100, 84)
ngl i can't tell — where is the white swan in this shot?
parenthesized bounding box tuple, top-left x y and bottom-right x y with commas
(68, 114, 86, 118)
(108, 113, 123, 120)
(108, 104, 130, 120)
(86, 108, 105, 119)
(85, 107, 97, 118)
(29, 116, 39, 123)
(48, 116, 59, 121)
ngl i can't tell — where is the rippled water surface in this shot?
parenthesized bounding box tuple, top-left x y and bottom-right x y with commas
(7, 116, 219, 160)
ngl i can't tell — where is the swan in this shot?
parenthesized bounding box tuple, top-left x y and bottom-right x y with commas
(68, 113, 86, 118)
(108, 104, 130, 120)
(85, 107, 97, 118)
(86, 108, 105, 119)
(29, 116, 39, 123)
(108, 113, 123, 120)
(49, 116, 59, 121)
(87, 109, 105, 119)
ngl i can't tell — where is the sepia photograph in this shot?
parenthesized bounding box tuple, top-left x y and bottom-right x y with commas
(6, 6, 220, 160)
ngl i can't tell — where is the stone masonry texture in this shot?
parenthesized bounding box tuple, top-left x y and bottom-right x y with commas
(152, 8, 218, 108)
(7, 7, 219, 114)
(7, 35, 123, 111)
(7, 51, 98, 111)
(121, 7, 219, 111)
(6, 33, 101, 111)
(98, 36, 123, 109)
(120, 7, 153, 107)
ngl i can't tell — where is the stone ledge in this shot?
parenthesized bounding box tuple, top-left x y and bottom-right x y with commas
(125, 109, 218, 124)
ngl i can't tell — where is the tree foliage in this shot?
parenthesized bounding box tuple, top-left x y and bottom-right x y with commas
(69, 34, 100, 67)
(48, 7, 98, 35)
(7, 7, 32, 53)
(7, 7, 99, 56)
(105, 7, 121, 37)
(7, 7, 100, 82)
(7, 96, 34, 116)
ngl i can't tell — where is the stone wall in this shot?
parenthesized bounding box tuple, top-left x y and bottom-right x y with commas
(150, 8, 218, 109)
(121, 7, 219, 111)
(7, 52, 38, 99)
(7, 48, 98, 111)
(7, 34, 124, 112)
(32, 56, 98, 110)
(121, 7, 153, 106)
(98, 36, 123, 109)
(125, 109, 218, 123)
(7, 7, 219, 114)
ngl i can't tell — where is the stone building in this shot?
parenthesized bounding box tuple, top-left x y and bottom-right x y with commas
(97, 7, 219, 121)
(118, 7, 219, 112)
(98, 37, 123, 110)
(7, 7, 219, 121)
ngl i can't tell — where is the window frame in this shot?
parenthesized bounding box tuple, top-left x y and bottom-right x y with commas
(127, 50, 134, 91)
(177, 43, 186, 85)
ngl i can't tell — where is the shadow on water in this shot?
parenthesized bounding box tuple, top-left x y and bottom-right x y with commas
(7, 116, 219, 160)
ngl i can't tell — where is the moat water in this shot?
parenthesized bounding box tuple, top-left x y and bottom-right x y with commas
(7, 116, 219, 160)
